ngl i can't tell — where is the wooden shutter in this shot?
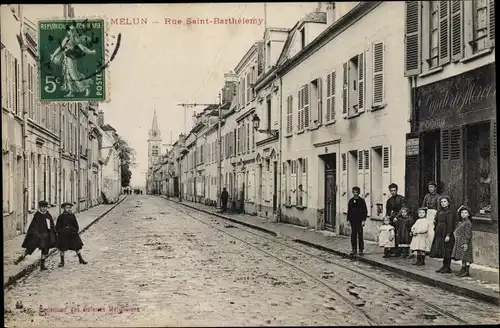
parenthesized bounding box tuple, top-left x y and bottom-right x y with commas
(286, 95, 293, 134)
(404, 1, 422, 76)
(489, 0, 495, 45)
(317, 77, 323, 125)
(373, 42, 385, 107)
(363, 150, 371, 216)
(291, 160, 297, 206)
(297, 89, 302, 130)
(304, 85, 310, 128)
(246, 73, 251, 104)
(248, 169, 254, 202)
(357, 150, 365, 197)
(302, 158, 308, 207)
(441, 129, 451, 160)
(262, 163, 268, 202)
(451, 0, 463, 60)
(450, 128, 462, 161)
(381, 145, 392, 212)
(358, 52, 365, 113)
(281, 162, 286, 204)
(326, 73, 332, 122)
(341, 153, 348, 213)
(439, 1, 451, 65)
(269, 161, 274, 202)
(492, 121, 497, 158)
(342, 62, 348, 118)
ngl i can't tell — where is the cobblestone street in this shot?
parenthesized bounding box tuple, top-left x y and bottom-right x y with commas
(4, 196, 500, 327)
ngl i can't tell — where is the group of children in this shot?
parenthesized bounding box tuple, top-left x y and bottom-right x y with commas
(378, 195, 474, 277)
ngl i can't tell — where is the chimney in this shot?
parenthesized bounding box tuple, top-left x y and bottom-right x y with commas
(222, 71, 237, 104)
(192, 111, 197, 126)
(98, 110, 104, 127)
(325, 2, 336, 25)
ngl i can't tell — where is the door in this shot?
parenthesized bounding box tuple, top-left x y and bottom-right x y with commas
(324, 154, 336, 230)
(273, 162, 278, 212)
(258, 164, 263, 211)
(421, 130, 441, 198)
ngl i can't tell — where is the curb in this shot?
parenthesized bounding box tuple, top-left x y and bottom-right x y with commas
(294, 239, 500, 306)
(163, 197, 277, 237)
(4, 196, 128, 291)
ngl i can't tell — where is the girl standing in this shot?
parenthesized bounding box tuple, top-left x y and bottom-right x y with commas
(451, 205, 474, 277)
(422, 181, 441, 254)
(378, 217, 395, 258)
(430, 196, 456, 273)
(410, 207, 429, 266)
(394, 207, 413, 258)
(56, 202, 87, 267)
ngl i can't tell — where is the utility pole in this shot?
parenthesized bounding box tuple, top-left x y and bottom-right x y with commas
(20, 4, 29, 232)
(216, 93, 223, 211)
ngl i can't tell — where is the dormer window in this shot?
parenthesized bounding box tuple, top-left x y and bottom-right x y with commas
(300, 27, 306, 49)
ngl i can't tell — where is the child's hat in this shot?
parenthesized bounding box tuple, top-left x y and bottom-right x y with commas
(417, 207, 428, 213)
(457, 205, 472, 215)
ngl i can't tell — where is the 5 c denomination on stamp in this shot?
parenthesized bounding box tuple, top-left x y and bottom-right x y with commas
(38, 19, 106, 101)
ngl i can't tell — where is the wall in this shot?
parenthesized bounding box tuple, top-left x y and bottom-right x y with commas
(281, 2, 410, 239)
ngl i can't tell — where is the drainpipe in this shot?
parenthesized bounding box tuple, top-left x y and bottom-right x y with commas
(20, 5, 29, 233)
(276, 70, 283, 223)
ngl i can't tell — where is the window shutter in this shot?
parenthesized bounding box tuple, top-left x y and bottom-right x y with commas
(451, 0, 463, 60)
(358, 53, 365, 113)
(439, 1, 451, 65)
(489, 0, 495, 45)
(248, 170, 253, 202)
(281, 162, 286, 204)
(441, 129, 451, 160)
(357, 150, 365, 197)
(291, 161, 297, 206)
(449, 128, 462, 161)
(317, 78, 323, 125)
(404, 1, 422, 76)
(286, 95, 293, 134)
(363, 150, 371, 216)
(246, 73, 251, 103)
(492, 121, 497, 158)
(302, 158, 308, 207)
(262, 164, 268, 202)
(297, 89, 302, 130)
(269, 161, 274, 202)
(242, 124, 246, 153)
(381, 145, 392, 211)
(373, 42, 385, 106)
(304, 85, 310, 128)
(341, 153, 348, 213)
(342, 62, 348, 118)
(326, 73, 332, 122)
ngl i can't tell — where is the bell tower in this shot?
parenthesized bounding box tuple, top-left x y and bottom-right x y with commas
(147, 109, 162, 175)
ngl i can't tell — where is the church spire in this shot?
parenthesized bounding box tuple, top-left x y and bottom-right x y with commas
(149, 109, 161, 139)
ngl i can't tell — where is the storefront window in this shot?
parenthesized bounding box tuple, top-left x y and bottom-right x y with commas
(466, 122, 491, 216)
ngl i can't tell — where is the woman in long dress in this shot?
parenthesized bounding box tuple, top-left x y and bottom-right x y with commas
(421, 181, 440, 254)
(50, 25, 96, 97)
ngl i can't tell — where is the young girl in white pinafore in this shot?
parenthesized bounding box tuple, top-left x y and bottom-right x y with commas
(378, 217, 395, 258)
(410, 207, 430, 266)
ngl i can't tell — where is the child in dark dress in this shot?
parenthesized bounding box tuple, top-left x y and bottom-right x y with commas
(430, 196, 456, 274)
(56, 202, 87, 267)
(394, 207, 413, 258)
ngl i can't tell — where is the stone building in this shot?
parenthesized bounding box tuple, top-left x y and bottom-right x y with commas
(146, 110, 162, 194)
(403, 1, 497, 267)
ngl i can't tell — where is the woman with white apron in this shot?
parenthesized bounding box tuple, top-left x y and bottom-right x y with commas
(421, 181, 441, 255)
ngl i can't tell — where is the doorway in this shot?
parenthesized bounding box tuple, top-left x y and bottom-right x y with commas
(421, 130, 441, 197)
(323, 154, 336, 230)
(258, 164, 263, 211)
(273, 161, 278, 212)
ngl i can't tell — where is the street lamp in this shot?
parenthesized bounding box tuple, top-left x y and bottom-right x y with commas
(252, 113, 279, 138)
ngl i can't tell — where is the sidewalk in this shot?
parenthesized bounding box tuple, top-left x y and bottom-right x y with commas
(3, 195, 127, 290)
(163, 196, 500, 305)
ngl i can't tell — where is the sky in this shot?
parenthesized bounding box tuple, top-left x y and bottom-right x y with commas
(23, 3, 319, 188)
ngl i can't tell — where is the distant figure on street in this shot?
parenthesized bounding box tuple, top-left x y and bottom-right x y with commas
(221, 187, 229, 212)
(347, 186, 368, 256)
(13, 201, 58, 271)
(385, 183, 407, 257)
(56, 203, 87, 267)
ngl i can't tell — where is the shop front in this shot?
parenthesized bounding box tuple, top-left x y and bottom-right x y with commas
(405, 63, 497, 268)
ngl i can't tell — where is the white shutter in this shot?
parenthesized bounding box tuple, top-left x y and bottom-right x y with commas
(286, 95, 293, 134)
(297, 89, 302, 131)
(357, 150, 365, 197)
(363, 149, 371, 216)
(451, 0, 464, 60)
(341, 153, 348, 213)
(281, 162, 286, 204)
(304, 84, 310, 129)
(381, 145, 392, 214)
(269, 161, 274, 202)
(302, 158, 308, 207)
(372, 42, 385, 107)
(291, 161, 297, 206)
(438, 1, 451, 65)
(262, 165, 267, 202)
(342, 62, 349, 118)
(489, 0, 495, 46)
(358, 52, 365, 113)
(317, 78, 323, 125)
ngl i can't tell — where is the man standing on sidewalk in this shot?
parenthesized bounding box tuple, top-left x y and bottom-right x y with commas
(221, 187, 229, 213)
(347, 186, 368, 256)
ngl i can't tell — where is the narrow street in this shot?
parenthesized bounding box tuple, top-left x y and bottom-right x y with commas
(4, 195, 499, 327)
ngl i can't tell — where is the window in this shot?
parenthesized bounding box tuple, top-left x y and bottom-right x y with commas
(472, 0, 489, 52)
(326, 71, 336, 123)
(14, 58, 20, 115)
(372, 42, 384, 107)
(246, 122, 250, 153)
(28, 64, 34, 119)
(3, 153, 10, 213)
(297, 158, 308, 207)
(466, 122, 492, 216)
(297, 85, 309, 131)
(266, 97, 273, 130)
(286, 95, 293, 134)
(310, 78, 322, 126)
(300, 28, 306, 49)
(371, 147, 384, 217)
(246, 73, 251, 104)
(429, 1, 440, 68)
(343, 53, 365, 117)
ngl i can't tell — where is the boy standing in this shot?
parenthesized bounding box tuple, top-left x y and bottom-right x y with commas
(56, 202, 87, 267)
(347, 186, 368, 256)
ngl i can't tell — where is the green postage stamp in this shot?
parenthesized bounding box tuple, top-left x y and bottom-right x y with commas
(38, 19, 107, 101)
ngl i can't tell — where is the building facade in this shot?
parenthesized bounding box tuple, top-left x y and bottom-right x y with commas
(403, 0, 497, 267)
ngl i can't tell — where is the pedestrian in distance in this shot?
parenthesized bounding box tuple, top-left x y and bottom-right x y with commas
(221, 187, 229, 213)
(385, 183, 407, 257)
(56, 203, 87, 267)
(13, 201, 58, 271)
(410, 207, 430, 266)
(422, 181, 441, 255)
(394, 207, 413, 259)
(451, 205, 474, 277)
(378, 216, 395, 258)
(347, 186, 368, 256)
(430, 196, 456, 274)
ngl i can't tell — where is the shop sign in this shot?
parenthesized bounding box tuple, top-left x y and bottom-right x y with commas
(406, 138, 419, 156)
(418, 117, 446, 132)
